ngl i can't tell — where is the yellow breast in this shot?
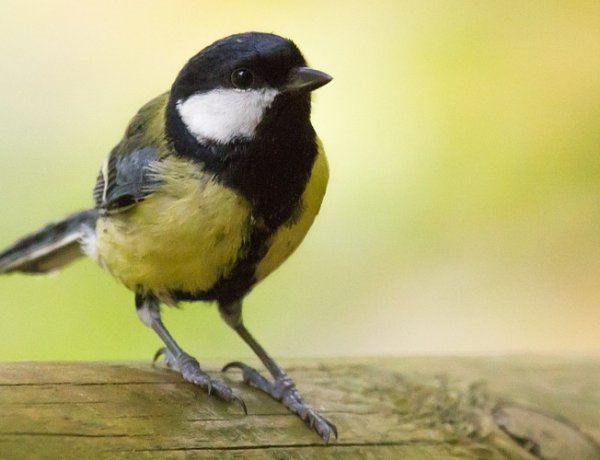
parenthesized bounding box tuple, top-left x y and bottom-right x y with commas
(96, 157, 251, 300)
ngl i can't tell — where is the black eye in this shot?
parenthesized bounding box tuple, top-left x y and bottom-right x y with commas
(231, 68, 254, 89)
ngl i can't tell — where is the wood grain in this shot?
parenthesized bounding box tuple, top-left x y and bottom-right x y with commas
(0, 357, 598, 459)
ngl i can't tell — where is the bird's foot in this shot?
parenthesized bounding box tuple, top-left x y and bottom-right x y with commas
(154, 348, 247, 414)
(223, 361, 337, 444)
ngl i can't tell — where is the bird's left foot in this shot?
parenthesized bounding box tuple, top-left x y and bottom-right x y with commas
(223, 361, 337, 444)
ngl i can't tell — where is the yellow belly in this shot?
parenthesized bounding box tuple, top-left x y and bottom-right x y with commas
(96, 157, 251, 299)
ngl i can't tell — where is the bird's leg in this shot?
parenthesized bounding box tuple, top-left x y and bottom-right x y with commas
(135, 294, 246, 413)
(219, 301, 337, 444)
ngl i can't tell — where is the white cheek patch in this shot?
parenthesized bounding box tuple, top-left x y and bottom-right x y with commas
(177, 88, 278, 144)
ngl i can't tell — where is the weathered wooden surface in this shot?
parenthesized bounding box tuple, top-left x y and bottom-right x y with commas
(0, 357, 599, 459)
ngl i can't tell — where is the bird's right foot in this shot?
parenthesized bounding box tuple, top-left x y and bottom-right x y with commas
(223, 361, 337, 444)
(154, 348, 247, 414)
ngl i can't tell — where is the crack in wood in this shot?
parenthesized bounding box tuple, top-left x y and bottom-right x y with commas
(123, 440, 440, 452)
(0, 432, 151, 438)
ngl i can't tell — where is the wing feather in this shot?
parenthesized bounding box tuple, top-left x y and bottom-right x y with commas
(93, 94, 169, 214)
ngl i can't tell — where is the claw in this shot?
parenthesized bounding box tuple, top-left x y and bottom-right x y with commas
(234, 395, 248, 415)
(327, 420, 339, 439)
(152, 347, 166, 364)
(315, 416, 338, 445)
(222, 361, 248, 373)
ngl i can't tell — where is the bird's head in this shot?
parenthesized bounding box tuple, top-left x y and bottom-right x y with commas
(168, 32, 332, 146)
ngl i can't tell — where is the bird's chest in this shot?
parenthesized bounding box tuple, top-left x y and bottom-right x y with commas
(95, 166, 252, 298)
(182, 146, 329, 304)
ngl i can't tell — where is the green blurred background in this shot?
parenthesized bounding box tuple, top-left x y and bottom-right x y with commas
(1, 1, 599, 361)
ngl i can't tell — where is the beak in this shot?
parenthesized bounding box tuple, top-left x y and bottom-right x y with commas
(283, 67, 333, 93)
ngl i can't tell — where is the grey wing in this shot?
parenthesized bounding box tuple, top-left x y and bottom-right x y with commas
(93, 145, 161, 214)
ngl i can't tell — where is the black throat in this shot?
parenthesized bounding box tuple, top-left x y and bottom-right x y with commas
(165, 93, 318, 230)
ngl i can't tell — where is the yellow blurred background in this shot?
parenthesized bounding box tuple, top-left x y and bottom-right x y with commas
(1, 1, 599, 360)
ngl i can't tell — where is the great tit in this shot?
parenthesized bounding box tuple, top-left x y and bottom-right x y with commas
(0, 32, 335, 443)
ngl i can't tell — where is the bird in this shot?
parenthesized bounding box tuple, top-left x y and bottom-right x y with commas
(0, 32, 336, 443)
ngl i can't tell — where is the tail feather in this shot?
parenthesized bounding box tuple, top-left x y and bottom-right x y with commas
(0, 209, 98, 274)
